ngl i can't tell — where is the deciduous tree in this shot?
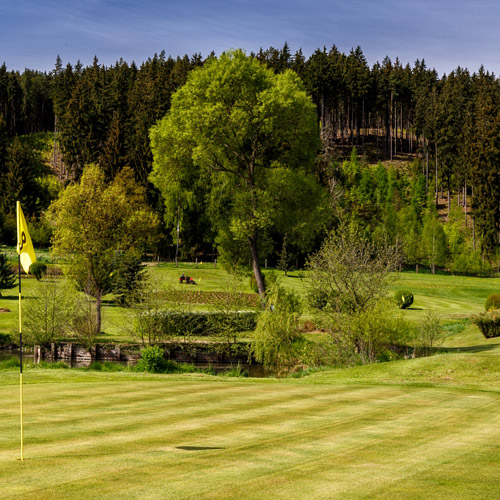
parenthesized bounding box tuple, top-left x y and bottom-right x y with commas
(150, 49, 324, 297)
(49, 165, 157, 333)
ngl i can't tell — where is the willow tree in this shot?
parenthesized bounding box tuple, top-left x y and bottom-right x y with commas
(150, 50, 323, 297)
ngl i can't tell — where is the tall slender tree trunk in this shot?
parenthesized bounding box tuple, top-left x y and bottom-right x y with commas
(425, 140, 429, 193)
(95, 290, 102, 335)
(431, 234, 436, 275)
(435, 143, 438, 206)
(248, 235, 266, 300)
(394, 103, 397, 156)
(473, 217, 476, 251)
(361, 98, 365, 158)
(175, 218, 180, 268)
(320, 94, 326, 143)
(421, 133, 425, 175)
(350, 101, 354, 145)
(401, 105, 403, 152)
(464, 181, 468, 226)
(389, 91, 393, 160)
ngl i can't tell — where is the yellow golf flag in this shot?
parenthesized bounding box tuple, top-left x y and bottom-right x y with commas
(16, 201, 36, 274)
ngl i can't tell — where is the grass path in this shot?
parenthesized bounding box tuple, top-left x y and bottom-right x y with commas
(2, 368, 500, 499)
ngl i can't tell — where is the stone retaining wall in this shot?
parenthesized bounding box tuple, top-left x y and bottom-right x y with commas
(34, 342, 252, 365)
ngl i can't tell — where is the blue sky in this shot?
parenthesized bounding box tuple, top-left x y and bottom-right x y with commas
(2, 0, 500, 75)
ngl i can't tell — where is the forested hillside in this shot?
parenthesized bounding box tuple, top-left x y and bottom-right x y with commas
(0, 43, 499, 272)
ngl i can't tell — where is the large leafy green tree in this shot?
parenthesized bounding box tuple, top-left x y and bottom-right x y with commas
(49, 165, 157, 333)
(150, 49, 324, 297)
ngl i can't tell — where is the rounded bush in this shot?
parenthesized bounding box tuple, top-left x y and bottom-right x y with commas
(394, 290, 414, 309)
(137, 345, 166, 373)
(472, 311, 500, 338)
(29, 262, 47, 280)
(485, 293, 500, 311)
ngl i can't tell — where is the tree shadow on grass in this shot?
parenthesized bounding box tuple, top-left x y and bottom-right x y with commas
(176, 446, 225, 451)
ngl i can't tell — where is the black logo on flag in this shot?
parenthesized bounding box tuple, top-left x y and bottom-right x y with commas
(19, 231, 26, 251)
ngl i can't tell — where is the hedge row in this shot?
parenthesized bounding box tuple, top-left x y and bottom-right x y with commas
(139, 310, 259, 337)
(162, 290, 259, 307)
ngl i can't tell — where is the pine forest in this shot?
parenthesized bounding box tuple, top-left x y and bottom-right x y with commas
(1, 43, 499, 275)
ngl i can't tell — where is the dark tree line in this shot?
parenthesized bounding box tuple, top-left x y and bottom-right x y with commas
(3, 43, 500, 258)
(0, 64, 54, 135)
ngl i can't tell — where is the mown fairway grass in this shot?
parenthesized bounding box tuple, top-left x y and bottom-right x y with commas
(390, 270, 500, 320)
(2, 364, 500, 500)
(2, 267, 500, 498)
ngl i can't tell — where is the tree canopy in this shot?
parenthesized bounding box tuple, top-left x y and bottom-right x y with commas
(3, 44, 500, 268)
(49, 165, 157, 332)
(150, 49, 326, 296)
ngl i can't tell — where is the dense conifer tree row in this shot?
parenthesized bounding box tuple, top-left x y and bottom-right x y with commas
(2, 43, 500, 261)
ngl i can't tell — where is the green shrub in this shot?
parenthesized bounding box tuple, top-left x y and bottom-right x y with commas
(306, 287, 329, 310)
(140, 310, 259, 338)
(30, 261, 47, 280)
(0, 358, 20, 370)
(113, 254, 147, 306)
(472, 311, 500, 338)
(451, 251, 494, 277)
(0, 333, 12, 345)
(412, 311, 445, 356)
(252, 284, 303, 372)
(0, 252, 16, 295)
(136, 345, 166, 373)
(29, 218, 54, 247)
(485, 293, 500, 311)
(394, 290, 414, 309)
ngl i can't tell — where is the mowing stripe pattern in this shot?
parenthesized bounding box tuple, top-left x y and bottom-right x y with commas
(1, 375, 500, 499)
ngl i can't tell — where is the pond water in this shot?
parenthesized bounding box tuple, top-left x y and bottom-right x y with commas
(0, 351, 268, 377)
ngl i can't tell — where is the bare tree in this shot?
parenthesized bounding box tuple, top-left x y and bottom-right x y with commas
(306, 223, 403, 365)
(69, 280, 100, 350)
(306, 223, 400, 314)
(23, 269, 73, 347)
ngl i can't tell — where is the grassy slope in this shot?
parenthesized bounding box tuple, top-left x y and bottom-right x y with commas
(0, 262, 257, 341)
(390, 271, 500, 321)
